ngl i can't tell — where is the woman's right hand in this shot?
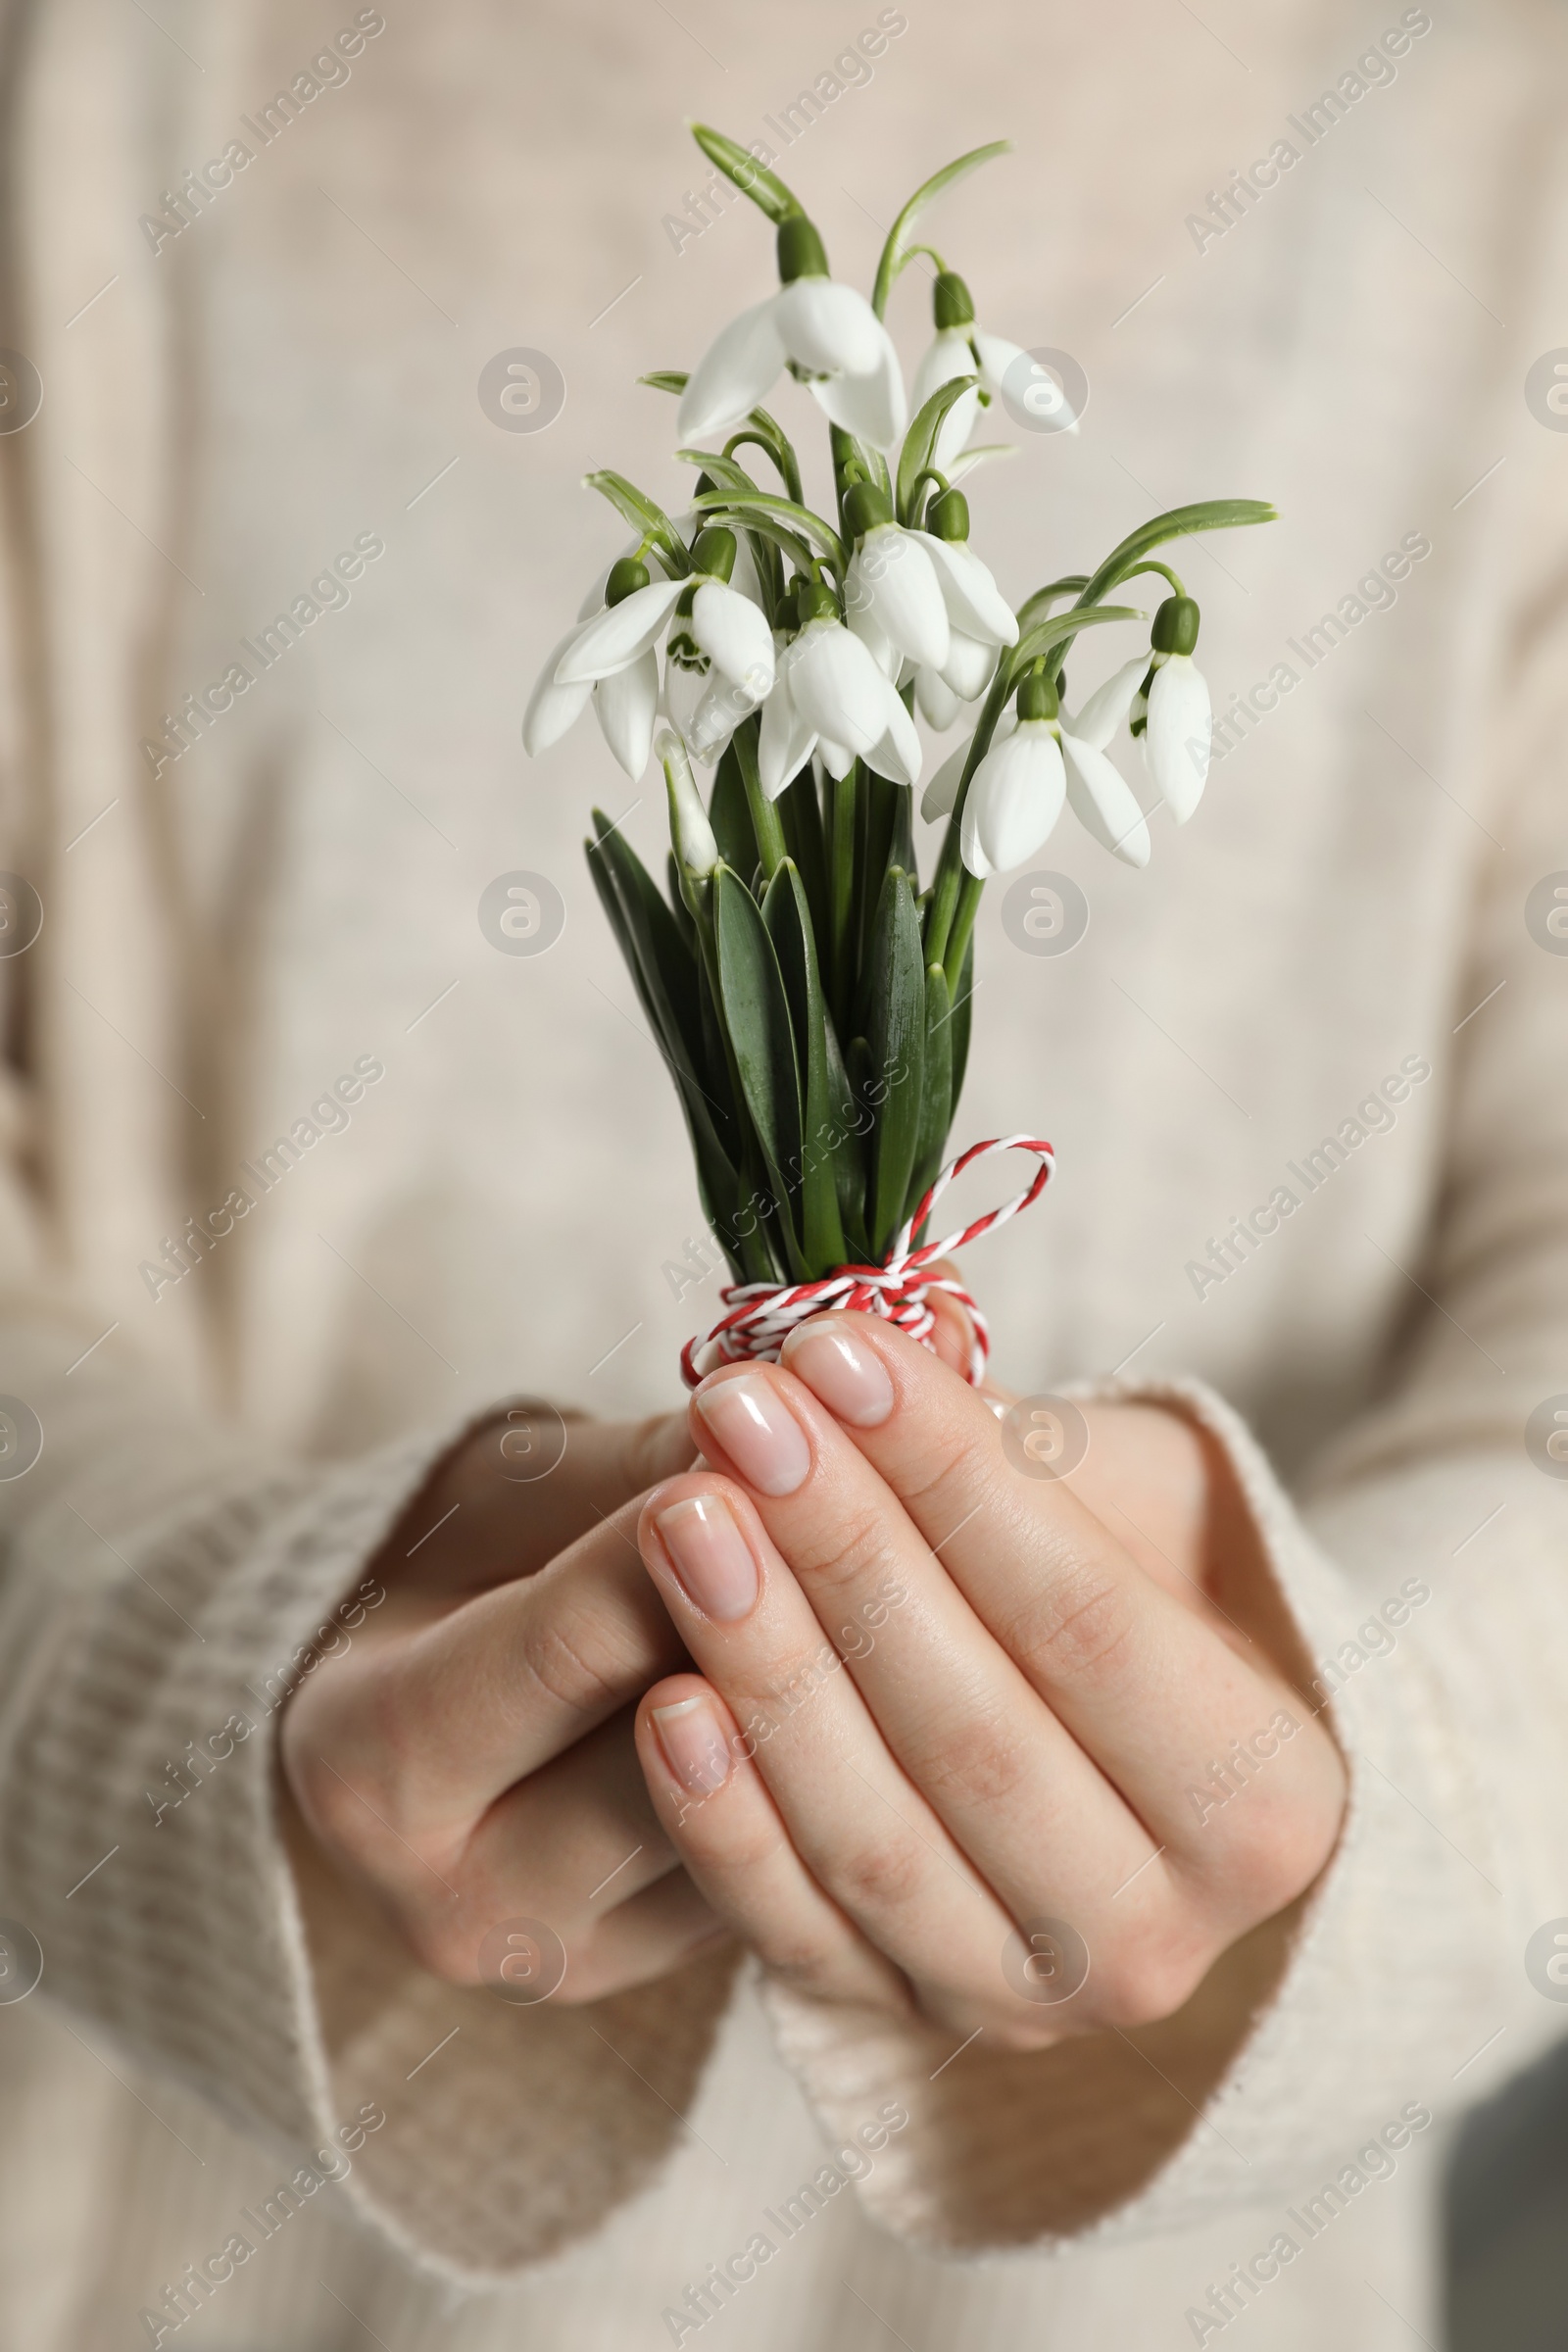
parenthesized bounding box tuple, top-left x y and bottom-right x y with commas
(278, 1404, 727, 2001)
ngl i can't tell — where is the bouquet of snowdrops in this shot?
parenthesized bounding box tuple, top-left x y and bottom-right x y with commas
(524, 126, 1273, 1381)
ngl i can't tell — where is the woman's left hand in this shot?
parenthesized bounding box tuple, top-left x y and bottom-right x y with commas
(631, 1314, 1347, 2047)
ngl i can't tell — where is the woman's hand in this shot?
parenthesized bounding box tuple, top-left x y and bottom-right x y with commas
(278, 1406, 728, 2002)
(632, 1317, 1348, 2048)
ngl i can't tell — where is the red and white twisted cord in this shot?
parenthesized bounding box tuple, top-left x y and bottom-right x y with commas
(680, 1134, 1054, 1390)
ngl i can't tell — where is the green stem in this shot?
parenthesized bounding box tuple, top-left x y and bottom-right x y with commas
(943, 873, 983, 996)
(732, 718, 787, 882)
(828, 761, 858, 1028)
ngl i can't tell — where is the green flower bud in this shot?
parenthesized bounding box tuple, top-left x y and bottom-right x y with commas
(1016, 666, 1059, 723)
(843, 480, 894, 540)
(776, 214, 829, 284)
(690, 525, 736, 582)
(775, 581, 801, 634)
(926, 485, 969, 543)
(1152, 595, 1200, 657)
(797, 577, 838, 624)
(660, 732, 719, 878)
(933, 270, 975, 330)
(606, 556, 651, 607)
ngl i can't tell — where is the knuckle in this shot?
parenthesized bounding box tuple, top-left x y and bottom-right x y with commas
(404, 1908, 484, 1986)
(1010, 1564, 1136, 1689)
(514, 1606, 633, 1724)
(1089, 1933, 1211, 2030)
(786, 1498, 896, 1599)
(916, 1711, 1033, 1810)
(823, 1832, 928, 1921)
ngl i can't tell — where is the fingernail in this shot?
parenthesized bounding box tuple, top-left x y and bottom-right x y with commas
(782, 1323, 894, 1428)
(694, 1373, 811, 1496)
(655, 1493, 760, 1622)
(653, 1695, 731, 1794)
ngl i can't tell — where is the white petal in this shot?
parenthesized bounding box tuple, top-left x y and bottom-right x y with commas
(758, 663, 816, 799)
(678, 298, 786, 441)
(845, 595, 901, 680)
(910, 328, 976, 416)
(594, 651, 659, 778)
(915, 665, 960, 729)
(523, 627, 593, 755)
(962, 723, 1064, 876)
(773, 277, 885, 376)
(913, 534, 1018, 647)
(557, 579, 684, 683)
(809, 327, 906, 451)
(940, 629, 1000, 702)
(790, 620, 890, 758)
(688, 673, 756, 763)
(1069, 657, 1148, 753)
(932, 385, 982, 474)
(1060, 733, 1151, 866)
(972, 327, 1029, 399)
(691, 580, 775, 697)
(862, 685, 922, 788)
(921, 736, 971, 822)
(817, 735, 856, 780)
(1146, 656, 1211, 822)
(850, 527, 949, 669)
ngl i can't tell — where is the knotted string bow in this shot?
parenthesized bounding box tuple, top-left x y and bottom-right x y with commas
(680, 1134, 1054, 1389)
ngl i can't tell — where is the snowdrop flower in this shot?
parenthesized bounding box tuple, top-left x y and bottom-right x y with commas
(959, 669, 1064, 878)
(843, 482, 950, 673)
(678, 215, 906, 452)
(760, 580, 920, 798)
(662, 526, 776, 762)
(910, 270, 1066, 472)
(660, 730, 718, 878)
(1140, 595, 1212, 823)
(1058, 656, 1151, 867)
(905, 483, 1018, 722)
(522, 555, 679, 779)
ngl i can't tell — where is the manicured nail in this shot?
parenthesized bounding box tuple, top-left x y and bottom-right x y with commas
(655, 1493, 760, 1622)
(694, 1373, 811, 1495)
(653, 1695, 731, 1794)
(782, 1323, 894, 1428)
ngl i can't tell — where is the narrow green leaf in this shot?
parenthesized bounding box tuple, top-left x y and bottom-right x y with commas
(639, 369, 689, 395)
(870, 140, 1011, 318)
(949, 933, 975, 1119)
(825, 1016, 870, 1261)
(906, 962, 954, 1231)
(896, 374, 980, 524)
(713, 865, 806, 1275)
(762, 860, 847, 1275)
(1076, 500, 1277, 611)
(582, 470, 690, 575)
(693, 487, 846, 570)
(710, 745, 760, 877)
(866, 869, 926, 1258)
(690, 123, 802, 224)
(776, 766, 830, 968)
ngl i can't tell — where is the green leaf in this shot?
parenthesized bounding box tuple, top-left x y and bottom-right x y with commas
(713, 865, 806, 1275)
(762, 861, 847, 1275)
(690, 122, 802, 225)
(825, 1015, 870, 1261)
(1075, 499, 1277, 611)
(709, 744, 760, 877)
(871, 141, 1011, 318)
(775, 766, 830, 967)
(639, 369, 689, 395)
(949, 933, 975, 1119)
(582, 470, 690, 576)
(865, 869, 926, 1258)
(906, 962, 954, 1231)
(947, 443, 1017, 483)
(693, 487, 846, 571)
(585, 821, 741, 1253)
(896, 374, 980, 523)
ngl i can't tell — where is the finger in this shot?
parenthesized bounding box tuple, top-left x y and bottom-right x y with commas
(387, 1407, 696, 1605)
(633, 1673, 910, 2013)
(681, 1365, 1155, 1932)
(775, 1316, 1343, 1889)
(284, 1496, 690, 1851)
(637, 1474, 1035, 2031)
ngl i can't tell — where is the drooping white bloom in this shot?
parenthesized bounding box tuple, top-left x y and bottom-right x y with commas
(959, 718, 1065, 879)
(678, 216, 906, 452)
(760, 595, 921, 799)
(1144, 654, 1211, 822)
(1059, 656, 1151, 867)
(842, 482, 950, 673)
(660, 731, 719, 876)
(910, 270, 1064, 470)
(902, 486, 1017, 730)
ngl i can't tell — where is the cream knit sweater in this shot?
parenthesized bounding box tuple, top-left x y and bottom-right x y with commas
(1, 0, 1566, 2344)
